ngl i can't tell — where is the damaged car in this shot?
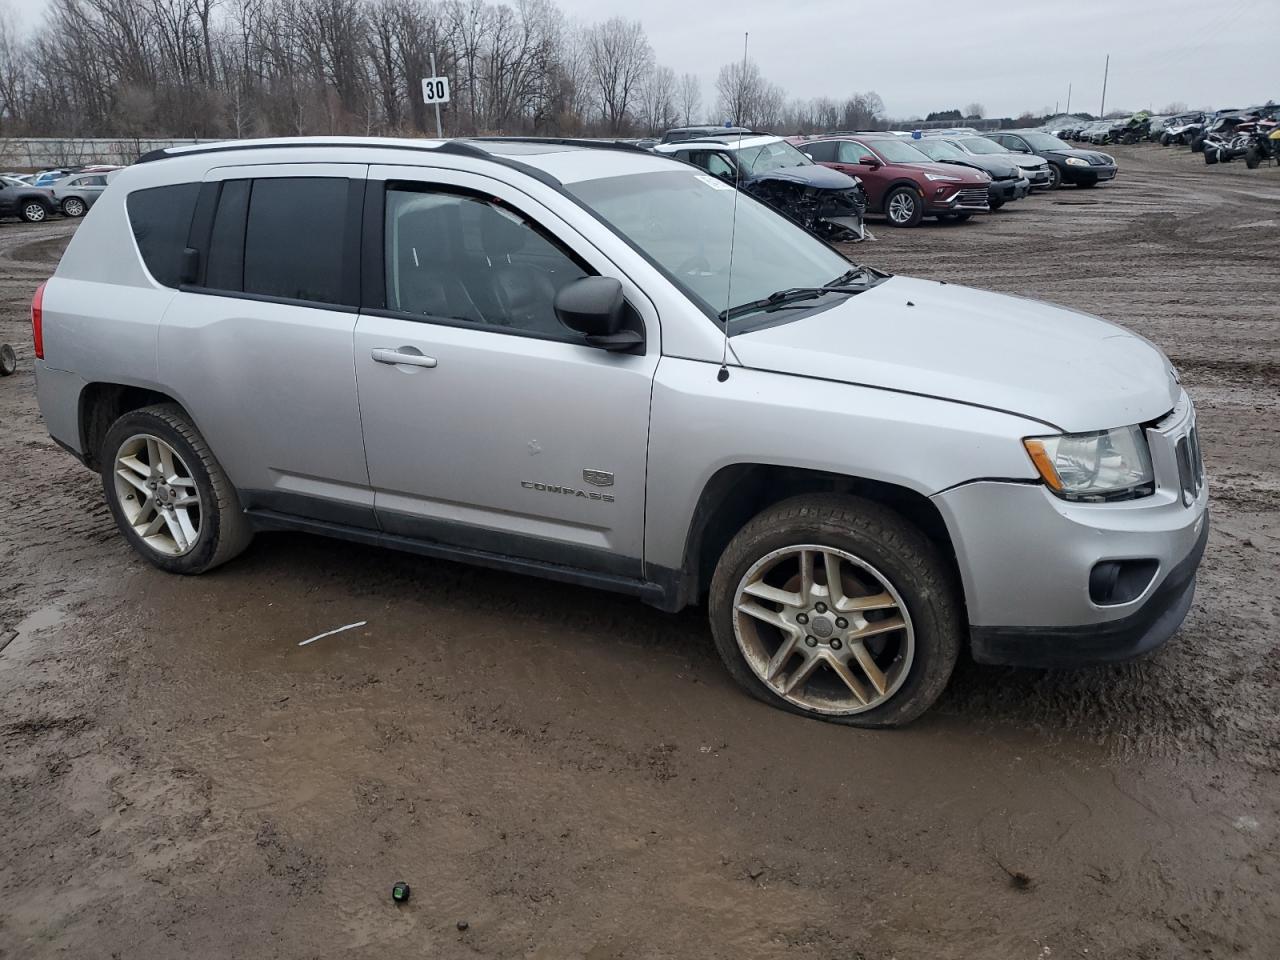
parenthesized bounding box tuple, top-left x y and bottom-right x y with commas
(655, 134, 868, 241)
(897, 135, 1028, 209)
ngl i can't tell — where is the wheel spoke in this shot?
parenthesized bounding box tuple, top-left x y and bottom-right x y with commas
(146, 437, 162, 474)
(118, 454, 151, 479)
(117, 469, 149, 495)
(162, 509, 189, 552)
(141, 503, 166, 537)
(851, 614, 906, 640)
(837, 591, 897, 614)
(828, 655, 871, 704)
(741, 580, 802, 608)
(798, 550, 815, 604)
(157, 443, 177, 481)
(822, 551, 845, 606)
(764, 634, 799, 683)
(781, 653, 822, 696)
(850, 642, 888, 696)
(172, 493, 199, 508)
(736, 601, 791, 632)
(174, 507, 198, 546)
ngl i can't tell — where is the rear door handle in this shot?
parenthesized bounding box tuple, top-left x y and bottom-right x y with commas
(371, 347, 437, 368)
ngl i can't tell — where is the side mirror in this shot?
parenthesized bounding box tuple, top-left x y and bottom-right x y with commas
(861, 157, 881, 168)
(554, 277, 643, 352)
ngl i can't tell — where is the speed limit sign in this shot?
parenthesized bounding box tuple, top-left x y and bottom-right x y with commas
(421, 76, 451, 104)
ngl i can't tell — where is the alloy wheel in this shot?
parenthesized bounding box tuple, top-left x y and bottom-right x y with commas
(887, 192, 915, 224)
(23, 203, 46, 222)
(63, 198, 85, 217)
(113, 433, 203, 556)
(732, 544, 915, 715)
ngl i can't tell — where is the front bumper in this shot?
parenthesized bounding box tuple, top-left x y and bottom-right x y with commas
(989, 177, 1029, 203)
(1020, 166, 1052, 188)
(1063, 162, 1117, 184)
(932, 391, 1208, 668)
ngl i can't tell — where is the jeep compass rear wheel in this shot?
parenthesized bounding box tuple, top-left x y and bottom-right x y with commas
(101, 404, 253, 574)
(709, 495, 961, 727)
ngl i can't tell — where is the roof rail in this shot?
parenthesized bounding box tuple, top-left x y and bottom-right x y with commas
(467, 136, 652, 154)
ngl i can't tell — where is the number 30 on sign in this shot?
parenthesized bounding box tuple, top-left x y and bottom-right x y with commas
(421, 77, 451, 104)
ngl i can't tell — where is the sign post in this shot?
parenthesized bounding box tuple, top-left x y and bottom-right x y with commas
(422, 55, 449, 138)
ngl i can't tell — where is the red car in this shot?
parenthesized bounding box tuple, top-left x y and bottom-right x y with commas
(791, 134, 991, 227)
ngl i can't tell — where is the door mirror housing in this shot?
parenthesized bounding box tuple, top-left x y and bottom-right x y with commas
(554, 277, 643, 352)
(860, 157, 882, 168)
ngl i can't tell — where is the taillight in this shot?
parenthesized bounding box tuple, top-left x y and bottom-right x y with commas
(31, 280, 46, 360)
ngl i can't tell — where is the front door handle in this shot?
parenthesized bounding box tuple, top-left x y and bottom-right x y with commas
(371, 347, 437, 368)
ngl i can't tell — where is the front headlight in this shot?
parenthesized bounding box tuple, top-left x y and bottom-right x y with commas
(1023, 426, 1154, 501)
(1065, 156, 1089, 166)
(924, 173, 961, 182)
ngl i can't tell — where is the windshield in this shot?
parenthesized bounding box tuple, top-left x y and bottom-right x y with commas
(567, 170, 855, 328)
(732, 140, 812, 174)
(957, 137, 1007, 155)
(1020, 132, 1071, 151)
(866, 139, 933, 163)
(911, 139, 968, 161)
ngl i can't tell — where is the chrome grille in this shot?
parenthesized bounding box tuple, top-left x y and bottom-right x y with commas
(956, 187, 990, 208)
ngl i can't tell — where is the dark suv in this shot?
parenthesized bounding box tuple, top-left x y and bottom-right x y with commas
(793, 134, 990, 227)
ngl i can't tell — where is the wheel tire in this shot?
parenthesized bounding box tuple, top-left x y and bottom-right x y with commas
(1204, 148, 1218, 165)
(1191, 137, 1204, 153)
(100, 403, 253, 574)
(708, 494, 962, 728)
(61, 197, 86, 218)
(0, 342, 15, 376)
(1045, 164, 1062, 190)
(1160, 133, 1171, 146)
(883, 186, 923, 227)
(20, 201, 48, 223)
(1245, 147, 1261, 169)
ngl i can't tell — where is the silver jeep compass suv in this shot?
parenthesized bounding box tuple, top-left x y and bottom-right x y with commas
(31, 136, 1208, 727)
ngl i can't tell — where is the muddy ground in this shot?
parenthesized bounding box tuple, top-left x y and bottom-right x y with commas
(1, 145, 1277, 959)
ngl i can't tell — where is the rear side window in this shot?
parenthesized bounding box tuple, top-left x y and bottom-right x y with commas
(243, 178, 348, 304)
(800, 141, 837, 162)
(127, 183, 201, 289)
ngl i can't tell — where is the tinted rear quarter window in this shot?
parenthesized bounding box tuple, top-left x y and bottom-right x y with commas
(243, 177, 348, 304)
(127, 182, 201, 288)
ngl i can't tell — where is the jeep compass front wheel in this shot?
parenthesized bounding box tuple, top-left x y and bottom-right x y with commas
(709, 495, 960, 727)
(101, 404, 253, 574)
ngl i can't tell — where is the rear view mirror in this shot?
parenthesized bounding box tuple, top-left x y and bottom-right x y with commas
(554, 277, 643, 352)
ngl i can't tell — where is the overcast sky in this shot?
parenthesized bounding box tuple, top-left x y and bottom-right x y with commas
(8, 0, 1276, 120)
(562, 0, 1276, 119)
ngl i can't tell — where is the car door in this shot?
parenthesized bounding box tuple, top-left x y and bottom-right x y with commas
(353, 165, 660, 578)
(81, 175, 108, 207)
(838, 141, 887, 209)
(0, 183, 12, 216)
(157, 164, 375, 526)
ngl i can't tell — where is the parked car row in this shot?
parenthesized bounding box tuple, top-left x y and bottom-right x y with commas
(1053, 103, 1280, 169)
(0, 164, 120, 223)
(649, 126, 1116, 233)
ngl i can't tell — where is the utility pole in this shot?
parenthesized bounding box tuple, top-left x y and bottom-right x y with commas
(1099, 55, 1109, 117)
(429, 51, 443, 138)
(1066, 82, 1072, 115)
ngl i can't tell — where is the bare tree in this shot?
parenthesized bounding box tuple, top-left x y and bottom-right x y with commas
(585, 16, 650, 133)
(676, 71, 700, 126)
(637, 64, 677, 136)
(963, 101, 985, 119)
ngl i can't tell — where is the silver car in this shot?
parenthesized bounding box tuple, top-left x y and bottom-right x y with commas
(52, 173, 109, 218)
(31, 137, 1208, 727)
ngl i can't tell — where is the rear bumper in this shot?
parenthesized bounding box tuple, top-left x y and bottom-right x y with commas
(35, 360, 85, 458)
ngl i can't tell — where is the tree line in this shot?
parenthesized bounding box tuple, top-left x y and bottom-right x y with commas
(0, 0, 887, 140)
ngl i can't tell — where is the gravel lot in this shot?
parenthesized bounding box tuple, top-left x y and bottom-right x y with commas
(1, 145, 1278, 959)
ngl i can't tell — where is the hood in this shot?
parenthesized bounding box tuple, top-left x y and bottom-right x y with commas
(934, 154, 1019, 178)
(1052, 146, 1110, 161)
(747, 164, 860, 191)
(731, 275, 1178, 433)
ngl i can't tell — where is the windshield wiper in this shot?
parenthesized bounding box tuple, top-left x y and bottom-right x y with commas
(718, 283, 867, 322)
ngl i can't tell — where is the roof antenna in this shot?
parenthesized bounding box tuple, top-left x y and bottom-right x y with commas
(718, 30, 749, 384)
